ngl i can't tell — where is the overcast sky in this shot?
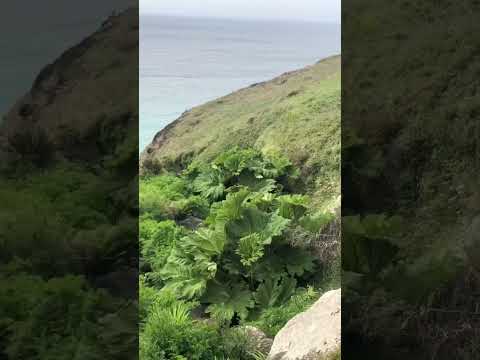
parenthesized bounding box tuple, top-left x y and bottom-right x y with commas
(140, 0, 341, 23)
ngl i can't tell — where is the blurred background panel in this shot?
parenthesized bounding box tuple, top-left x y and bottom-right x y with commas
(342, 0, 480, 358)
(0, 2, 139, 359)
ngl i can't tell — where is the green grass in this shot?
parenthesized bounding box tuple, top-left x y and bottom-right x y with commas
(141, 56, 340, 211)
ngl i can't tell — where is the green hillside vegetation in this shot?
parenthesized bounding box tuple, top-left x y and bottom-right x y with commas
(0, 9, 138, 359)
(140, 148, 340, 359)
(342, 0, 480, 357)
(141, 56, 340, 211)
(0, 147, 138, 359)
(139, 58, 341, 359)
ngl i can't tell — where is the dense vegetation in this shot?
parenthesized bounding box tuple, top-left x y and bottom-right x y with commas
(0, 122, 138, 359)
(141, 56, 341, 212)
(342, 0, 480, 358)
(140, 148, 339, 359)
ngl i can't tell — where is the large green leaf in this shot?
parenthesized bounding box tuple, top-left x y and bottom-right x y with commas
(184, 228, 225, 257)
(160, 242, 218, 299)
(192, 168, 226, 201)
(277, 195, 309, 221)
(226, 208, 290, 242)
(236, 233, 265, 267)
(280, 247, 316, 277)
(204, 281, 254, 322)
(214, 189, 250, 224)
(342, 215, 401, 275)
(254, 276, 297, 309)
(299, 212, 334, 233)
(226, 207, 269, 239)
(237, 171, 277, 193)
(213, 147, 262, 176)
(262, 211, 291, 241)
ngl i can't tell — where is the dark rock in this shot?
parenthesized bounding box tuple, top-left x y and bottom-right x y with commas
(178, 216, 203, 230)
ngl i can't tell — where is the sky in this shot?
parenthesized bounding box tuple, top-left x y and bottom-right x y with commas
(140, 0, 341, 23)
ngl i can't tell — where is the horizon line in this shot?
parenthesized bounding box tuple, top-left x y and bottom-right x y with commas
(139, 12, 341, 25)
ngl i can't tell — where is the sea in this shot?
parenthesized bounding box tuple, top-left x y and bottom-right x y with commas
(0, 1, 132, 121)
(140, 15, 340, 151)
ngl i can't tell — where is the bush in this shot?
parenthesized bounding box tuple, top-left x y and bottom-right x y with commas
(139, 148, 340, 359)
(140, 175, 209, 220)
(249, 287, 319, 337)
(140, 219, 183, 272)
(140, 292, 220, 360)
(0, 275, 133, 360)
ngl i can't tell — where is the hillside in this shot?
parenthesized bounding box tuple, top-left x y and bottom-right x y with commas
(0, 9, 138, 359)
(1, 8, 138, 166)
(139, 56, 341, 359)
(141, 55, 340, 211)
(342, 0, 480, 358)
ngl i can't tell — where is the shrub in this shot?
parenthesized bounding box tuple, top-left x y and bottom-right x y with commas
(249, 287, 319, 337)
(8, 127, 55, 168)
(140, 175, 209, 220)
(139, 148, 340, 359)
(140, 219, 183, 272)
(140, 296, 221, 360)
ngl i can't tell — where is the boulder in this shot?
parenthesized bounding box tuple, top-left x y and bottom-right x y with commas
(268, 289, 341, 360)
(177, 216, 203, 230)
(244, 326, 274, 355)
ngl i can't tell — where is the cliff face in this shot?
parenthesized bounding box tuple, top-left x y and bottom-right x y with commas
(141, 55, 341, 210)
(1, 8, 138, 164)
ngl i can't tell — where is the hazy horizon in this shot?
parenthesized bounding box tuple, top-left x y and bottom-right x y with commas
(141, 12, 338, 25)
(140, 0, 341, 23)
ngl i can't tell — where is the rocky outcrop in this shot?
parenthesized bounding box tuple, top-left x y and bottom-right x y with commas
(268, 289, 341, 360)
(244, 326, 274, 355)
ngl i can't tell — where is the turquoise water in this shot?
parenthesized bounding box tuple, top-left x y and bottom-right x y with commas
(140, 15, 340, 151)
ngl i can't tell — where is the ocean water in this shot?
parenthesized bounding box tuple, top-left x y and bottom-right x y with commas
(140, 15, 340, 151)
(0, 2, 132, 121)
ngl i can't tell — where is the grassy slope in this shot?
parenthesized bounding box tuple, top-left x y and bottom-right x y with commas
(344, 0, 479, 272)
(141, 55, 340, 211)
(342, 1, 480, 356)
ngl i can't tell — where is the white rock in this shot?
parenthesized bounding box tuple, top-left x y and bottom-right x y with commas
(268, 289, 341, 360)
